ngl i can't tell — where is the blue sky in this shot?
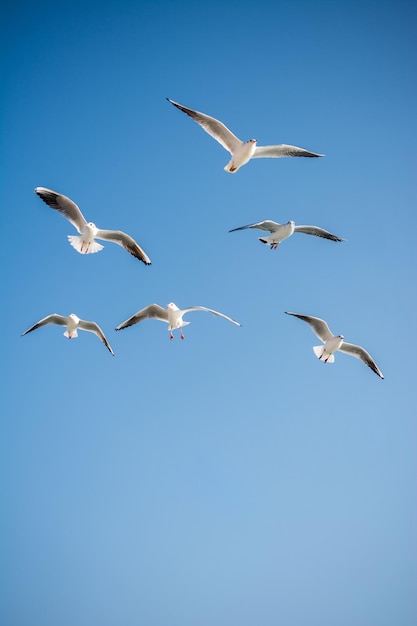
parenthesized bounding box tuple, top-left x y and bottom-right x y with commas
(1, 1, 416, 625)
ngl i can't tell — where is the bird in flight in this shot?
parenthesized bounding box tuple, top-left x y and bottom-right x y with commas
(167, 98, 324, 173)
(34, 187, 152, 265)
(229, 219, 343, 250)
(22, 313, 114, 355)
(116, 302, 242, 340)
(285, 312, 384, 378)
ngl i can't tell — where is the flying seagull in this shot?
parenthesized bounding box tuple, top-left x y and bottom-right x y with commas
(229, 220, 343, 249)
(34, 187, 151, 265)
(22, 313, 114, 355)
(285, 312, 384, 378)
(167, 98, 324, 173)
(116, 302, 242, 340)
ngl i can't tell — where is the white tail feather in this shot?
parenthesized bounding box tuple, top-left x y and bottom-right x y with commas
(67, 235, 104, 254)
(168, 321, 191, 332)
(64, 329, 78, 338)
(313, 345, 335, 363)
(313, 345, 324, 359)
(224, 160, 237, 173)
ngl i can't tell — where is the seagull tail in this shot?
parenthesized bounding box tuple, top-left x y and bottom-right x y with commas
(67, 235, 104, 254)
(224, 160, 238, 173)
(313, 345, 334, 363)
(64, 329, 78, 339)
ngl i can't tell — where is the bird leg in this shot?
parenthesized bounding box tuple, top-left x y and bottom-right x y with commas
(170, 331, 174, 340)
(270, 243, 279, 250)
(180, 330, 185, 340)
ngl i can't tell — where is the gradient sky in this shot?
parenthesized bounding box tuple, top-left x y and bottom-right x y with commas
(1, 2, 416, 625)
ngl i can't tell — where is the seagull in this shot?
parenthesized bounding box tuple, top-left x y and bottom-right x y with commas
(229, 220, 343, 250)
(115, 302, 242, 340)
(167, 98, 324, 173)
(34, 187, 151, 265)
(285, 312, 384, 378)
(22, 313, 114, 355)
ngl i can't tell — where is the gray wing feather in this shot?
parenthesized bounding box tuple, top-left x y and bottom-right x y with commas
(253, 144, 324, 159)
(95, 229, 151, 265)
(22, 314, 69, 336)
(78, 320, 115, 355)
(115, 304, 168, 330)
(229, 220, 281, 233)
(34, 187, 87, 233)
(294, 225, 344, 242)
(167, 98, 242, 154)
(285, 312, 333, 342)
(339, 342, 384, 378)
(180, 306, 242, 327)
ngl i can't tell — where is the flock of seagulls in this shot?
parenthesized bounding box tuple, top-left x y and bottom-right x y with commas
(22, 98, 384, 379)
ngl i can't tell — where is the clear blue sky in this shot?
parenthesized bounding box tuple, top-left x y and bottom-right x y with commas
(1, 1, 416, 625)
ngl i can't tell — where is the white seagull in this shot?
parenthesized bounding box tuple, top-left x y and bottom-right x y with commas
(34, 187, 151, 265)
(229, 220, 343, 250)
(115, 302, 242, 340)
(22, 313, 114, 355)
(285, 312, 384, 378)
(167, 98, 324, 173)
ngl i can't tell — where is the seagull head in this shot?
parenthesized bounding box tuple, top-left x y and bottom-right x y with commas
(288, 220, 295, 226)
(247, 139, 257, 144)
(167, 302, 179, 311)
(69, 314, 80, 323)
(338, 334, 344, 340)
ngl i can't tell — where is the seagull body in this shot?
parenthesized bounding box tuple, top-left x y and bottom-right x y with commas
(229, 220, 343, 250)
(116, 302, 242, 339)
(167, 98, 324, 173)
(285, 312, 384, 378)
(22, 313, 114, 355)
(34, 187, 151, 265)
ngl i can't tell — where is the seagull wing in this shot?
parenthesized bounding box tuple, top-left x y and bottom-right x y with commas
(34, 187, 87, 233)
(229, 220, 281, 233)
(253, 144, 324, 159)
(78, 320, 114, 355)
(167, 98, 242, 154)
(180, 306, 242, 327)
(339, 342, 384, 379)
(285, 312, 333, 342)
(22, 314, 69, 336)
(95, 229, 151, 265)
(115, 304, 168, 330)
(294, 225, 344, 242)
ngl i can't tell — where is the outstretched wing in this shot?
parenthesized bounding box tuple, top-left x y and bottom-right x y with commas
(339, 342, 384, 379)
(253, 144, 324, 159)
(285, 312, 333, 342)
(95, 229, 151, 265)
(167, 98, 242, 154)
(78, 320, 115, 355)
(115, 304, 168, 330)
(229, 220, 281, 233)
(22, 314, 69, 336)
(34, 187, 87, 233)
(181, 306, 242, 327)
(294, 225, 344, 242)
